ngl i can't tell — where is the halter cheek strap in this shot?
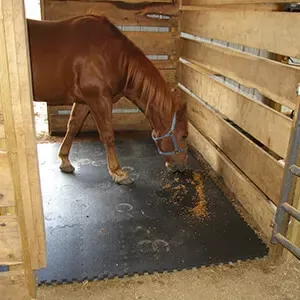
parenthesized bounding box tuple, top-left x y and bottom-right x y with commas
(151, 113, 188, 156)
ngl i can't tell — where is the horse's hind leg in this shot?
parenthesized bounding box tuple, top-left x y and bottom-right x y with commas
(87, 96, 132, 185)
(58, 102, 90, 173)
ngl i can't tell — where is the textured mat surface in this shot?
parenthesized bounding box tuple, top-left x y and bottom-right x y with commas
(36, 135, 268, 284)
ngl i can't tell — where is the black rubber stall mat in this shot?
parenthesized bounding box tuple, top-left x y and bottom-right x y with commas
(36, 135, 268, 284)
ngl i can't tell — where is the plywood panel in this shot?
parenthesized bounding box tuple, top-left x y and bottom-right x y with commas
(184, 91, 283, 205)
(0, 151, 15, 207)
(180, 39, 300, 109)
(0, 101, 4, 139)
(44, 1, 178, 26)
(49, 112, 151, 134)
(188, 122, 275, 240)
(181, 10, 300, 57)
(0, 216, 22, 265)
(125, 32, 176, 55)
(179, 62, 292, 158)
(0, 270, 29, 300)
(182, 0, 290, 5)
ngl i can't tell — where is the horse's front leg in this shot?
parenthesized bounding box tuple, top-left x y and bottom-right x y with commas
(58, 102, 90, 173)
(87, 98, 133, 185)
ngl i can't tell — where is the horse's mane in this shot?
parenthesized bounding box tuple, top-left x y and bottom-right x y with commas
(125, 49, 176, 118)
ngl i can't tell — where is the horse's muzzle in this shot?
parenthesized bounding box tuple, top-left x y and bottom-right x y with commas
(165, 161, 188, 173)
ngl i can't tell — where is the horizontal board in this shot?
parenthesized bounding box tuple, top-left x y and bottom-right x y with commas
(182, 0, 291, 5)
(181, 10, 300, 57)
(49, 112, 151, 134)
(188, 122, 275, 239)
(184, 91, 283, 205)
(0, 216, 22, 265)
(179, 62, 292, 158)
(0, 151, 15, 207)
(0, 139, 6, 151)
(0, 270, 29, 300)
(0, 103, 4, 138)
(44, 1, 178, 26)
(180, 38, 300, 110)
(125, 32, 176, 55)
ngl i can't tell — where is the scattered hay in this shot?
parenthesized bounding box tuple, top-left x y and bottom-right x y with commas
(160, 170, 209, 222)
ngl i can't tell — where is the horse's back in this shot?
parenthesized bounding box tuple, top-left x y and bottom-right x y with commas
(27, 15, 126, 104)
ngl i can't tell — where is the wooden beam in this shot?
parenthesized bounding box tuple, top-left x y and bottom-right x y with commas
(0, 151, 15, 207)
(188, 122, 275, 240)
(180, 39, 300, 110)
(181, 10, 300, 57)
(49, 112, 151, 134)
(179, 62, 292, 159)
(44, 1, 178, 26)
(181, 0, 289, 6)
(0, 101, 4, 139)
(125, 31, 176, 55)
(0, 216, 22, 265)
(0, 270, 30, 300)
(1, 0, 46, 274)
(184, 91, 284, 205)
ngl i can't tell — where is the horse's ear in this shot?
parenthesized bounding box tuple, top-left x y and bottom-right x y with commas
(178, 102, 187, 120)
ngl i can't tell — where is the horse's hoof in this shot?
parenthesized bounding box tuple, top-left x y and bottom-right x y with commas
(117, 176, 133, 185)
(60, 164, 75, 173)
(112, 170, 133, 185)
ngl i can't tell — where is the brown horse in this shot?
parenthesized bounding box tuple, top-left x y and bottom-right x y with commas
(27, 15, 188, 184)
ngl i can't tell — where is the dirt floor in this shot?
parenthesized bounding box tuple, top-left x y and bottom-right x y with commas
(37, 256, 300, 300)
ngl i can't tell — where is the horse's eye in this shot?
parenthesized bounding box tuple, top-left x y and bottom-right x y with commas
(182, 135, 188, 139)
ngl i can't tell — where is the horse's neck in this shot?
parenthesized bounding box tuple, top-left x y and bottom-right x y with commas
(123, 63, 175, 133)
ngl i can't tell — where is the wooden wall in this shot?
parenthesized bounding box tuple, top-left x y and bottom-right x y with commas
(179, 0, 300, 241)
(40, 0, 180, 135)
(0, 0, 46, 299)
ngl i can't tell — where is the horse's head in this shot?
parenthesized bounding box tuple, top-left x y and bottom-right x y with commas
(152, 102, 188, 172)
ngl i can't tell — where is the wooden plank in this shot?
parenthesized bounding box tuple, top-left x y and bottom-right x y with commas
(0, 270, 30, 300)
(0, 216, 22, 265)
(125, 32, 176, 55)
(180, 39, 300, 110)
(181, 10, 300, 58)
(44, 1, 178, 26)
(0, 151, 15, 207)
(188, 122, 275, 239)
(180, 4, 283, 11)
(50, 0, 173, 3)
(49, 112, 151, 134)
(0, 100, 4, 139)
(184, 91, 284, 205)
(2, 0, 46, 273)
(182, 0, 290, 6)
(179, 62, 293, 158)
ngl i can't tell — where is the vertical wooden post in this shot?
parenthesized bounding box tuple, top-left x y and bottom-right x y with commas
(0, 0, 46, 298)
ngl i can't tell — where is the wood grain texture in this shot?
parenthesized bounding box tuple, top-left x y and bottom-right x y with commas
(180, 39, 300, 110)
(49, 112, 151, 134)
(181, 10, 300, 57)
(0, 216, 22, 265)
(44, 1, 178, 26)
(181, 0, 290, 6)
(0, 151, 15, 207)
(0, 269, 29, 300)
(188, 122, 275, 240)
(179, 62, 292, 158)
(184, 91, 283, 205)
(2, 0, 46, 274)
(0, 99, 4, 139)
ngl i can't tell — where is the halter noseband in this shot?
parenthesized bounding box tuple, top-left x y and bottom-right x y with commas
(151, 113, 188, 156)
